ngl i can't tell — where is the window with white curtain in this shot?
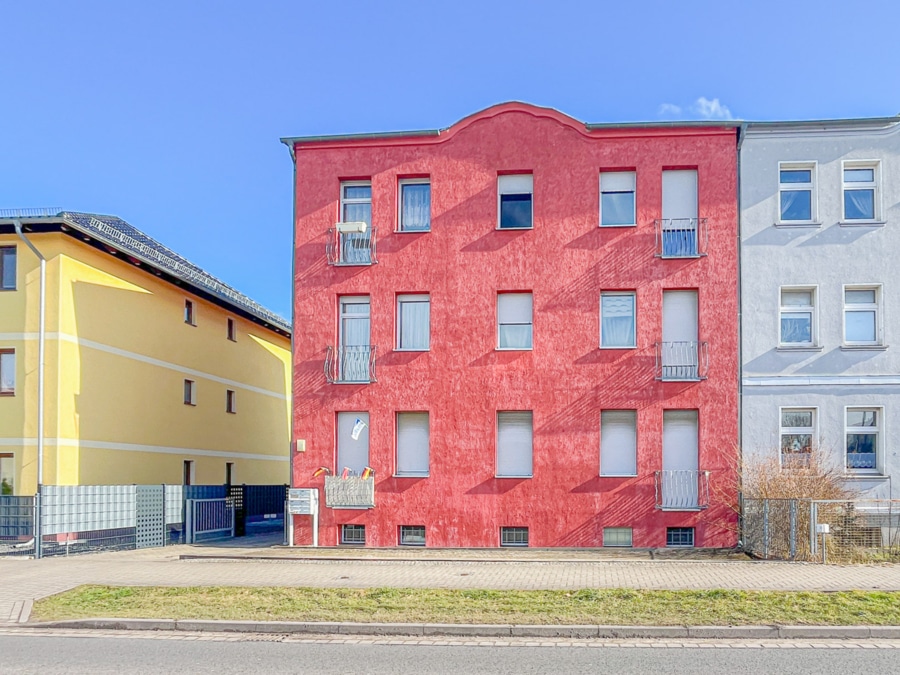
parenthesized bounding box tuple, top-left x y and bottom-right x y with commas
(497, 412, 533, 478)
(0, 350, 15, 395)
(497, 292, 533, 349)
(600, 171, 636, 226)
(497, 174, 533, 229)
(842, 162, 880, 222)
(397, 294, 430, 350)
(398, 179, 431, 231)
(846, 407, 881, 472)
(843, 286, 882, 346)
(779, 288, 817, 347)
(600, 292, 636, 348)
(396, 412, 429, 476)
(600, 410, 637, 476)
(778, 162, 816, 223)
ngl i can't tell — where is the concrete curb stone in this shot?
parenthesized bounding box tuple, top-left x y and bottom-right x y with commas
(778, 625, 872, 639)
(688, 626, 780, 639)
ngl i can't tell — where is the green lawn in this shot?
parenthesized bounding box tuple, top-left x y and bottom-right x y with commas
(32, 586, 900, 626)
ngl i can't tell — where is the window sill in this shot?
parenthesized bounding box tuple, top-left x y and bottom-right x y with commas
(496, 226, 533, 231)
(394, 473, 429, 478)
(842, 473, 888, 480)
(0, 288, 17, 292)
(600, 473, 637, 478)
(184, 402, 196, 407)
(495, 347, 533, 352)
(0, 391, 15, 397)
(495, 475, 533, 479)
(839, 220, 885, 228)
(841, 345, 888, 351)
(394, 229, 431, 234)
(776, 345, 824, 352)
(185, 321, 197, 327)
(599, 345, 637, 350)
(599, 223, 637, 228)
(394, 348, 429, 353)
(774, 221, 822, 229)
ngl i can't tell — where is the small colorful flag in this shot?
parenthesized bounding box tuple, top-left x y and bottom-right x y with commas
(312, 466, 330, 478)
(350, 417, 367, 440)
(340, 466, 351, 479)
(360, 466, 374, 480)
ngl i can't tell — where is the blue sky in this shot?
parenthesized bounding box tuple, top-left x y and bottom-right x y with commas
(3, 1, 899, 319)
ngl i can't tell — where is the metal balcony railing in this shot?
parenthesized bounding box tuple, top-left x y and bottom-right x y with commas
(325, 345, 377, 384)
(655, 341, 709, 381)
(326, 227, 377, 266)
(324, 476, 375, 509)
(655, 470, 710, 510)
(654, 218, 708, 258)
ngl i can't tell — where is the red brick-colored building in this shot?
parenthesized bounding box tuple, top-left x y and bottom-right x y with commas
(283, 102, 739, 548)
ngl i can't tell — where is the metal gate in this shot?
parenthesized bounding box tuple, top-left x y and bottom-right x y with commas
(185, 498, 234, 543)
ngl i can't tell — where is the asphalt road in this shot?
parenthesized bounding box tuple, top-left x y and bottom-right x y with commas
(2, 634, 900, 674)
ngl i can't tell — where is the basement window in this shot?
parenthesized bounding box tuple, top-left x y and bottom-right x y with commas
(341, 524, 366, 545)
(500, 526, 529, 547)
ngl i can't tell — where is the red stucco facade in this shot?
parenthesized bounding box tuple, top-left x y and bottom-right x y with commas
(289, 103, 739, 548)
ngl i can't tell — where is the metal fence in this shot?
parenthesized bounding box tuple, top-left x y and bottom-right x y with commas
(0, 496, 35, 557)
(743, 498, 900, 563)
(185, 498, 234, 543)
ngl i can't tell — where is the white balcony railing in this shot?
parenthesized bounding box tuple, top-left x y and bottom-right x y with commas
(655, 470, 710, 510)
(654, 218, 708, 258)
(324, 476, 375, 509)
(655, 341, 709, 381)
(326, 227, 377, 266)
(325, 345, 376, 384)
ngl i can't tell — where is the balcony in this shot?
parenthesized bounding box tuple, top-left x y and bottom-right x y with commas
(655, 470, 710, 510)
(326, 225, 377, 266)
(325, 345, 377, 384)
(654, 218, 707, 258)
(655, 341, 709, 381)
(324, 476, 375, 509)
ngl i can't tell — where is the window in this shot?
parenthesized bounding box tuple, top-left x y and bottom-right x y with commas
(227, 318, 236, 341)
(666, 527, 694, 547)
(600, 172, 636, 227)
(846, 407, 881, 472)
(779, 288, 816, 347)
(778, 163, 816, 223)
(500, 526, 529, 547)
(225, 462, 234, 486)
(0, 350, 15, 395)
(843, 286, 881, 346)
(341, 524, 365, 545)
(183, 460, 194, 486)
(339, 181, 373, 264)
(0, 454, 13, 494)
(183, 379, 196, 405)
(496, 411, 533, 478)
(0, 246, 16, 290)
(339, 296, 372, 382)
(780, 408, 815, 468)
(396, 412, 429, 476)
(398, 179, 431, 231)
(497, 292, 533, 350)
(397, 294, 430, 350)
(226, 389, 236, 414)
(600, 292, 636, 348)
(497, 174, 533, 229)
(399, 525, 426, 546)
(603, 527, 633, 547)
(600, 411, 637, 476)
(842, 162, 879, 222)
(337, 412, 370, 475)
(184, 299, 195, 326)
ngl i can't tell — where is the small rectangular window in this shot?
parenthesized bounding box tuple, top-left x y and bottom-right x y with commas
(666, 527, 694, 547)
(0, 350, 15, 395)
(398, 179, 431, 231)
(843, 162, 879, 221)
(600, 171, 636, 226)
(341, 524, 366, 545)
(497, 174, 533, 229)
(603, 527, 633, 547)
(497, 411, 533, 478)
(397, 294, 430, 350)
(600, 410, 637, 476)
(497, 292, 533, 350)
(396, 412, 429, 476)
(0, 247, 16, 290)
(0, 453, 13, 495)
(846, 407, 880, 472)
(183, 379, 196, 406)
(778, 163, 816, 223)
(399, 525, 426, 546)
(600, 292, 636, 348)
(843, 286, 881, 346)
(227, 318, 236, 341)
(183, 460, 194, 486)
(780, 408, 815, 468)
(184, 299, 195, 326)
(226, 389, 236, 414)
(780, 288, 816, 347)
(500, 526, 529, 547)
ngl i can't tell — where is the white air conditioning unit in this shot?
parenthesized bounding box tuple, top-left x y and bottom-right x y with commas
(336, 221, 368, 234)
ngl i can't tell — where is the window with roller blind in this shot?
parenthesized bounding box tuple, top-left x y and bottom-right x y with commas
(496, 411, 533, 478)
(600, 411, 637, 476)
(396, 412, 429, 477)
(600, 171, 636, 227)
(497, 292, 533, 350)
(497, 174, 533, 229)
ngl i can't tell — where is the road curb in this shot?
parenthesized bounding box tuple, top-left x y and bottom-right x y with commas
(23, 619, 900, 640)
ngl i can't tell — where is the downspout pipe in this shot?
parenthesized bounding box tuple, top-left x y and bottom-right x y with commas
(13, 220, 45, 559)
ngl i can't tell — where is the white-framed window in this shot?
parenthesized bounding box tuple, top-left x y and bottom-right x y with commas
(397, 294, 430, 351)
(500, 526, 529, 547)
(399, 525, 426, 546)
(778, 162, 816, 223)
(340, 181, 372, 225)
(337, 412, 370, 475)
(0, 453, 13, 495)
(497, 174, 533, 229)
(339, 296, 372, 382)
(0, 246, 16, 290)
(496, 411, 533, 478)
(341, 524, 366, 545)
(600, 171, 636, 227)
(600, 410, 637, 476)
(780, 407, 816, 468)
(843, 285, 882, 347)
(603, 527, 633, 547)
(846, 407, 881, 472)
(396, 412, 429, 477)
(183, 379, 196, 406)
(779, 287, 817, 347)
(842, 161, 880, 222)
(398, 178, 431, 232)
(184, 299, 195, 326)
(600, 292, 636, 348)
(497, 292, 533, 350)
(226, 389, 236, 414)
(666, 527, 694, 547)
(0, 350, 15, 395)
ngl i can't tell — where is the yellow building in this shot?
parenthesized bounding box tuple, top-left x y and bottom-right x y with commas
(0, 210, 291, 495)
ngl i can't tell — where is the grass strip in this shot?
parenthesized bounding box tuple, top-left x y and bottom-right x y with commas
(32, 586, 900, 625)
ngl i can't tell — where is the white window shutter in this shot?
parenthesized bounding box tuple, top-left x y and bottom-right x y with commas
(601, 411, 637, 476)
(498, 174, 533, 195)
(601, 172, 635, 192)
(662, 170, 698, 220)
(498, 293, 532, 323)
(497, 412, 533, 477)
(397, 413, 429, 476)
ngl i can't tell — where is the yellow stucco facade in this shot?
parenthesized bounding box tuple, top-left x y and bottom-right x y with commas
(0, 230, 291, 495)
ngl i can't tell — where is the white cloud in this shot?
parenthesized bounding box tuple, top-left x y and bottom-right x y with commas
(658, 103, 682, 117)
(692, 97, 733, 120)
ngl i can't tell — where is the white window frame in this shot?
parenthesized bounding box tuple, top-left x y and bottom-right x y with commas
(842, 284, 883, 347)
(496, 411, 533, 478)
(599, 171, 637, 227)
(600, 291, 637, 349)
(777, 161, 817, 225)
(778, 286, 818, 348)
(397, 178, 431, 232)
(841, 160, 881, 224)
(339, 180, 372, 224)
(602, 527, 633, 547)
(0, 349, 15, 395)
(497, 174, 534, 230)
(396, 294, 430, 351)
(497, 292, 533, 351)
(779, 407, 817, 468)
(395, 411, 430, 477)
(844, 406, 883, 474)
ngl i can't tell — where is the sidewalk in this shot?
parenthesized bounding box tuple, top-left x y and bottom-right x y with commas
(3, 538, 900, 625)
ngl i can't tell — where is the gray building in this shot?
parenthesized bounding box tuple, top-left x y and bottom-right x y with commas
(741, 116, 900, 498)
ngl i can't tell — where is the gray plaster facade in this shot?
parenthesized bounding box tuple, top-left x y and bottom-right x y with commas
(741, 117, 900, 499)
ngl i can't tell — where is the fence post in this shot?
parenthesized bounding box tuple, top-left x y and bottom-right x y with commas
(762, 499, 769, 559)
(789, 499, 797, 560)
(185, 499, 193, 544)
(809, 501, 818, 556)
(230, 500, 235, 538)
